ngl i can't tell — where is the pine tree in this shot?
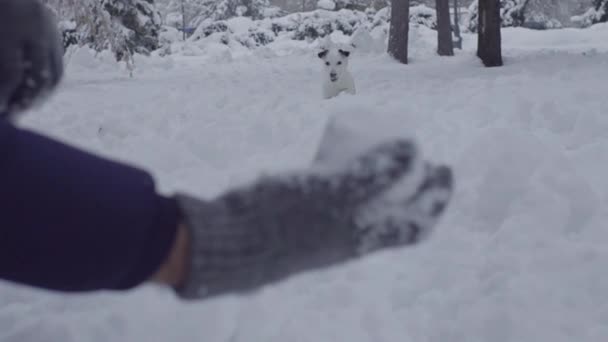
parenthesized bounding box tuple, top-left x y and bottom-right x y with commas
(248, 0, 272, 19)
(102, 0, 162, 56)
(570, 0, 607, 27)
(593, 0, 608, 22)
(44, 0, 161, 65)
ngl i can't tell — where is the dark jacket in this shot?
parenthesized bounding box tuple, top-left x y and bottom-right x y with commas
(0, 119, 180, 292)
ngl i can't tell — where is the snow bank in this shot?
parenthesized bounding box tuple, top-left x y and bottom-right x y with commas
(65, 47, 124, 74)
(159, 6, 440, 59)
(63, 45, 174, 79)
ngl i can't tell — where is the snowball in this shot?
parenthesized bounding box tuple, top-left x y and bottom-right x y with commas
(314, 108, 420, 169)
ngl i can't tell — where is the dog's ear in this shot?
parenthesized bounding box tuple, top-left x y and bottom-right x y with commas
(338, 49, 351, 58)
(318, 50, 329, 59)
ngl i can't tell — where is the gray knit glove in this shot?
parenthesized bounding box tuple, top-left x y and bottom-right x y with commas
(174, 139, 453, 299)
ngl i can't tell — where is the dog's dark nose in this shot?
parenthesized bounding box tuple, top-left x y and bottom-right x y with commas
(330, 72, 338, 81)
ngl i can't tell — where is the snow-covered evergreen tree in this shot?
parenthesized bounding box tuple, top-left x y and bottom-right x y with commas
(44, 0, 161, 65)
(594, 0, 608, 22)
(572, 0, 608, 27)
(466, 0, 603, 30)
(371, 4, 436, 30)
(160, 0, 277, 25)
(101, 0, 162, 55)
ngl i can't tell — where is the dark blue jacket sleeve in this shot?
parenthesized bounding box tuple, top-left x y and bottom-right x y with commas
(0, 121, 181, 292)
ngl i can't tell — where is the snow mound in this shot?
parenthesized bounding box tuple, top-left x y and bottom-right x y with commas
(65, 47, 124, 74)
(159, 7, 440, 59)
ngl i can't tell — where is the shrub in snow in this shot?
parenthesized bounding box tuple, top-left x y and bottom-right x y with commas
(287, 9, 366, 40)
(245, 27, 276, 46)
(523, 11, 563, 30)
(336, 0, 367, 11)
(177, 6, 436, 54)
(233, 26, 276, 47)
(190, 21, 230, 40)
(372, 5, 437, 30)
(572, 0, 608, 27)
(189, 17, 274, 48)
(162, 0, 278, 27)
(409, 4, 437, 29)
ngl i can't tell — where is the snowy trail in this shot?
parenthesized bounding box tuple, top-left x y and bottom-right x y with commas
(3, 27, 608, 341)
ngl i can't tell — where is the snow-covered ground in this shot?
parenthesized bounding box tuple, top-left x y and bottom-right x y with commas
(3, 24, 608, 341)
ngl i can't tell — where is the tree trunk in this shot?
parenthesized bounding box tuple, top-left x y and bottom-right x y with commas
(477, 0, 503, 67)
(181, 0, 186, 41)
(436, 0, 454, 56)
(388, 0, 410, 64)
(477, 0, 485, 58)
(453, 0, 462, 49)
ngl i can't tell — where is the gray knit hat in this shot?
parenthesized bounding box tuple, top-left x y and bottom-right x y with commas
(0, 0, 64, 118)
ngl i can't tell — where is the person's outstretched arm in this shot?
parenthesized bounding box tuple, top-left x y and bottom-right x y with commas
(0, 117, 453, 300)
(0, 121, 182, 292)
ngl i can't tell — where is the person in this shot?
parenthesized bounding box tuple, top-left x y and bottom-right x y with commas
(0, 0, 453, 300)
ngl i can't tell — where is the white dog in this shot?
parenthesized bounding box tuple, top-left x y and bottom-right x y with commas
(318, 47, 356, 99)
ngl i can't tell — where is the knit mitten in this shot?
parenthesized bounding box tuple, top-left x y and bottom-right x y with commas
(175, 139, 453, 299)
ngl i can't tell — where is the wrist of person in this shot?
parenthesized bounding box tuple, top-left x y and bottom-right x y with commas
(150, 222, 191, 288)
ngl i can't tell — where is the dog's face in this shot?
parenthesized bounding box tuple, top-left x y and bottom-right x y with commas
(318, 49, 350, 83)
